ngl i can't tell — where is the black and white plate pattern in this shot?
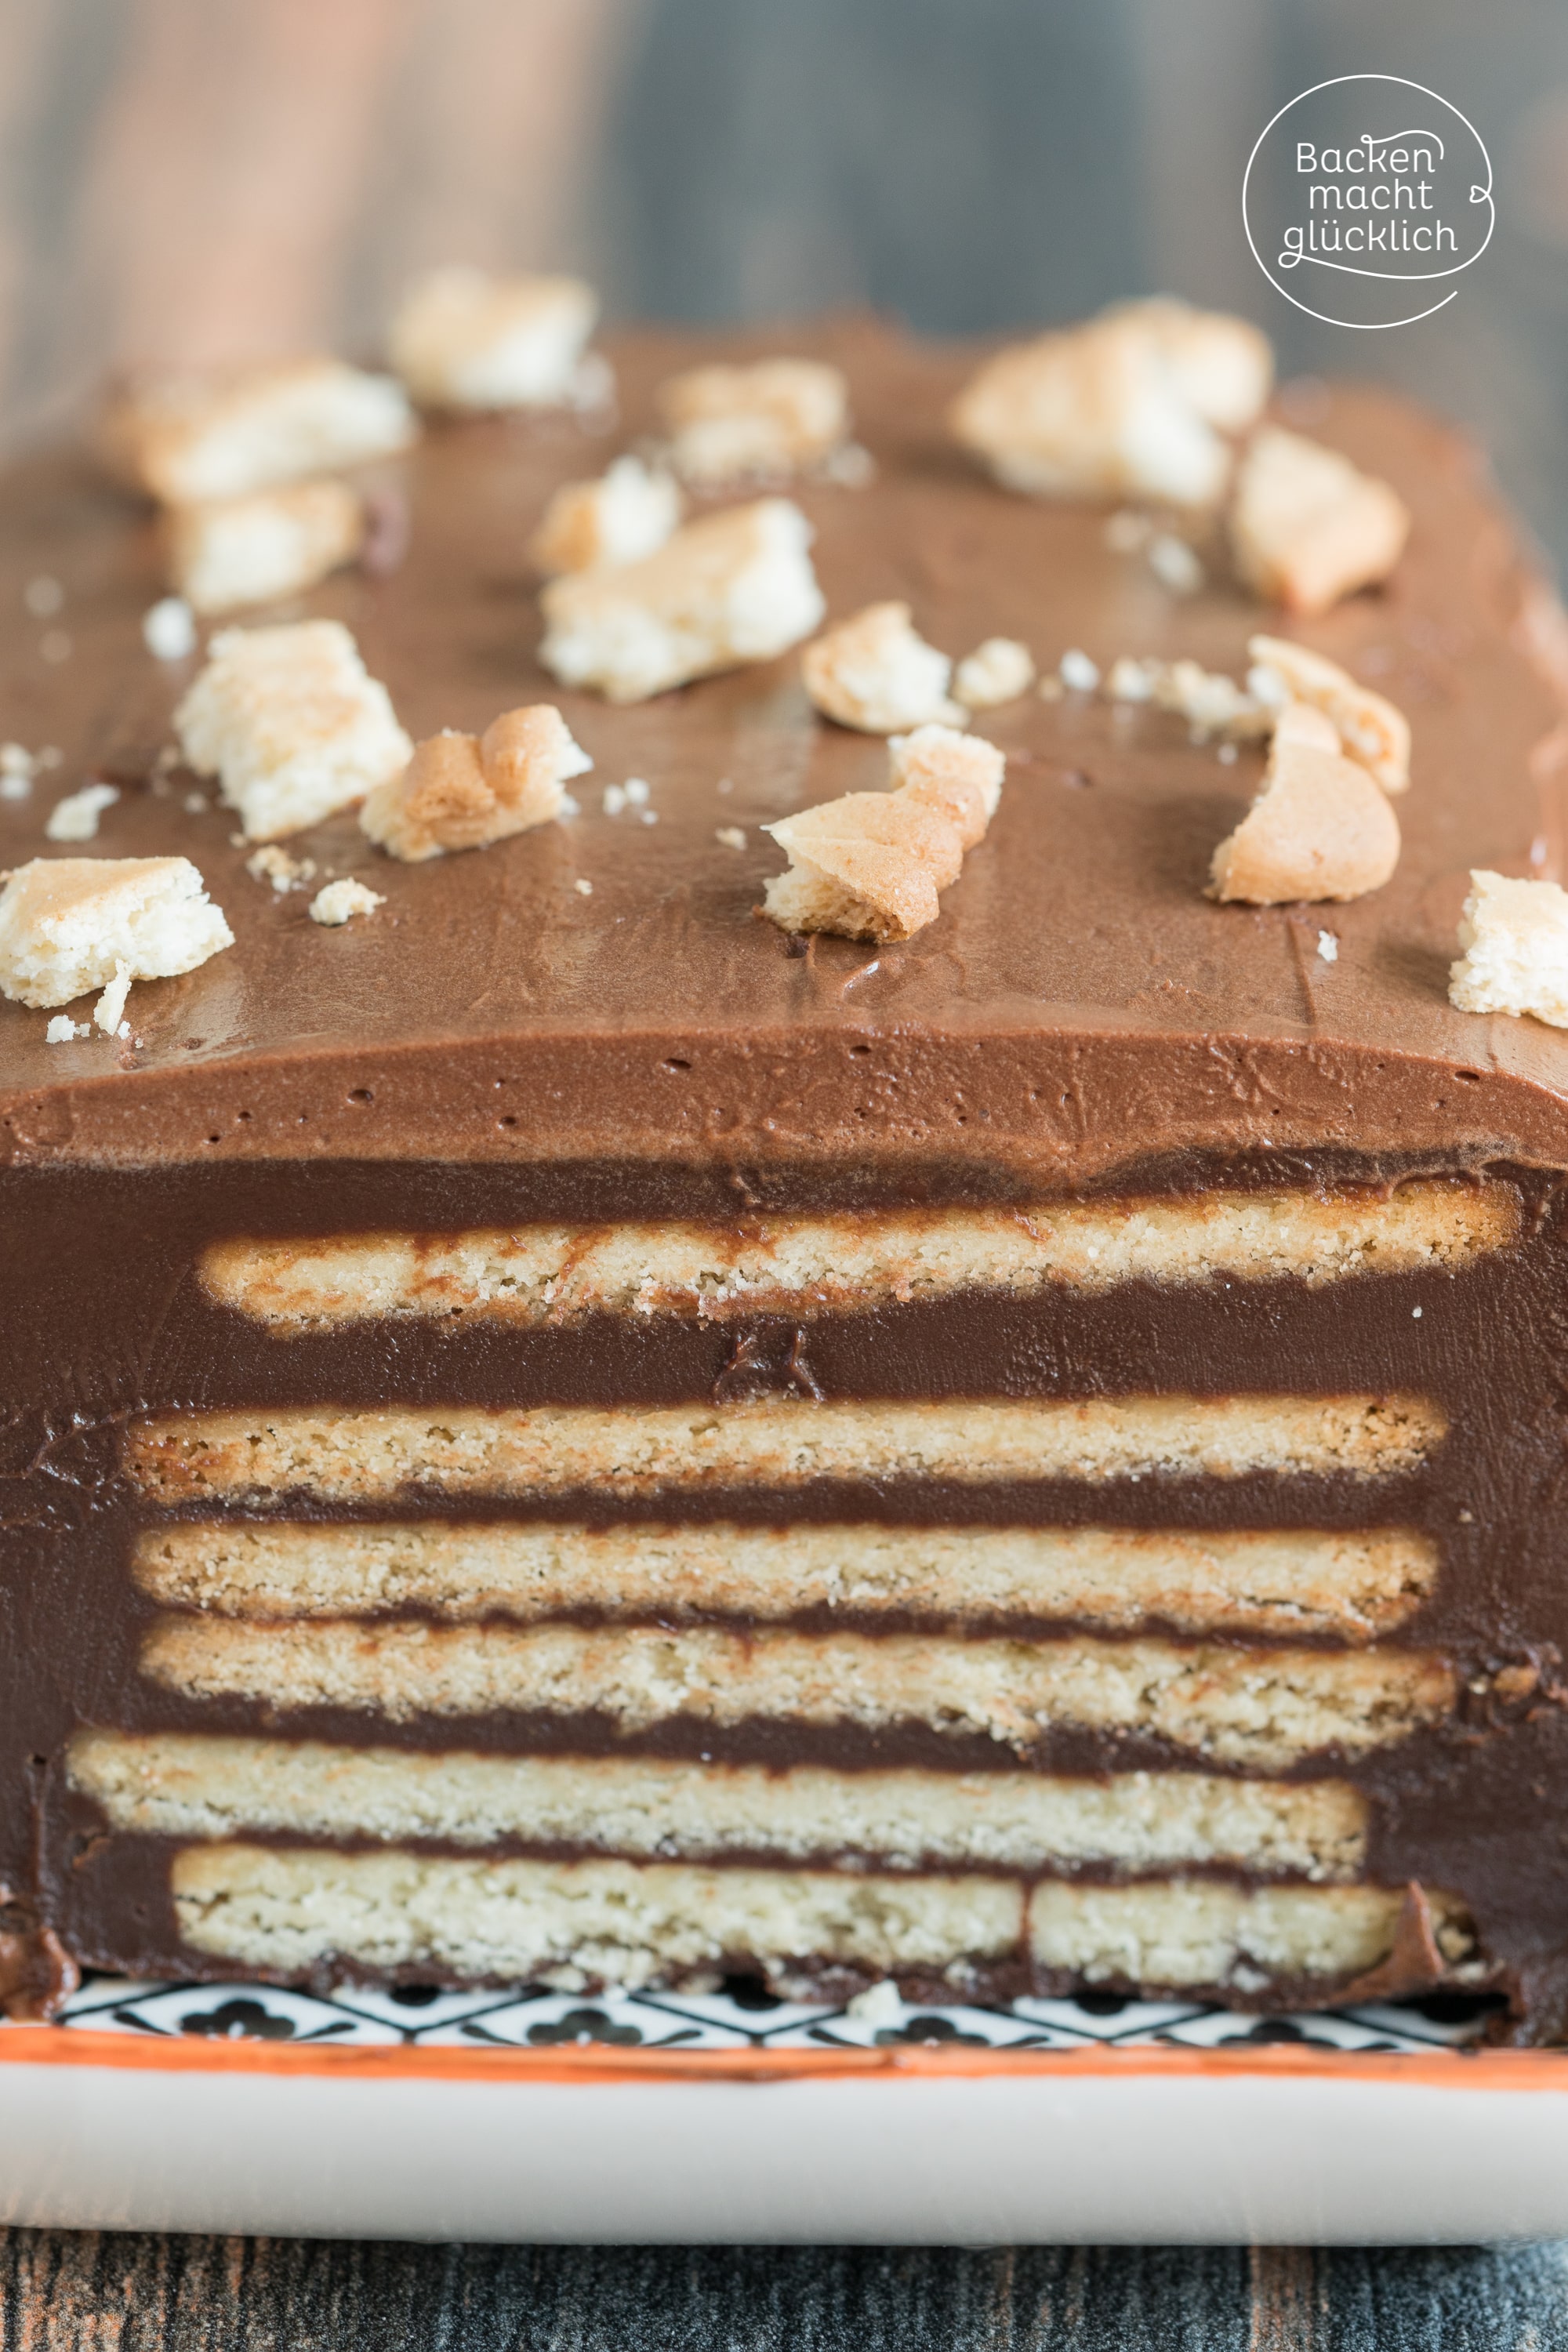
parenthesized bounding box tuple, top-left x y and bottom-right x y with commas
(7, 1973, 1509, 2055)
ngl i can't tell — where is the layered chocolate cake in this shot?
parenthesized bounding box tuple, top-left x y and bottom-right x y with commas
(5, 296, 1568, 2035)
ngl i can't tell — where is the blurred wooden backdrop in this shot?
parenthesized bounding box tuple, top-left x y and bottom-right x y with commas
(4, 0, 1568, 564)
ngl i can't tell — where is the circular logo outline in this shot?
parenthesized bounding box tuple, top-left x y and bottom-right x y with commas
(1242, 73, 1494, 330)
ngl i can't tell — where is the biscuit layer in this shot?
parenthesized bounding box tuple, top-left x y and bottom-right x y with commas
(139, 1617, 1453, 1768)
(198, 1181, 1515, 1326)
(124, 1393, 1446, 1503)
(132, 1519, 1438, 1642)
(1027, 1878, 1473, 1987)
(70, 1733, 1369, 1877)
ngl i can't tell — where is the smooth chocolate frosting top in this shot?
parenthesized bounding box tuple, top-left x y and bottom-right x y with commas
(0, 316, 1565, 1185)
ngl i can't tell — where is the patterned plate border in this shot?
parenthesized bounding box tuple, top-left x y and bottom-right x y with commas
(5, 1973, 1566, 2086)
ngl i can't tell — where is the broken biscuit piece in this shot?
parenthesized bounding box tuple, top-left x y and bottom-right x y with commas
(762, 724, 1004, 942)
(539, 499, 823, 703)
(175, 620, 412, 843)
(1230, 428, 1410, 616)
(100, 362, 417, 505)
(951, 300, 1270, 509)
(361, 706, 591, 862)
(658, 359, 850, 486)
(1099, 299, 1274, 434)
(1209, 702, 1400, 906)
(803, 602, 964, 734)
(529, 456, 682, 576)
(0, 856, 233, 1008)
(166, 481, 365, 615)
(954, 637, 1036, 710)
(1450, 871, 1568, 1029)
(1247, 634, 1410, 794)
(390, 268, 597, 411)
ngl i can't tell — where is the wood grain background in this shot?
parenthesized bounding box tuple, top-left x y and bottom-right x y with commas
(4, 2231, 1568, 2350)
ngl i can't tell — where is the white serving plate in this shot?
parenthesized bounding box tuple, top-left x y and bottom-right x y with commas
(3, 1976, 1565, 2243)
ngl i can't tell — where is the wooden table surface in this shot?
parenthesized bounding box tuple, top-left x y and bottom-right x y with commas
(2, 2234, 1566, 2350)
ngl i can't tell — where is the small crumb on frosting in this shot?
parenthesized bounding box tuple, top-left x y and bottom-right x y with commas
(762, 723, 1004, 942)
(1450, 870, 1568, 1028)
(45, 781, 119, 843)
(803, 601, 963, 734)
(245, 844, 316, 893)
(1230, 427, 1410, 616)
(176, 619, 412, 842)
(1208, 701, 1400, 906)
(529, 456, 681, 576)
(143, 598, 198, 660)
(94, 960, 132, 1035)
(716, 825, 746, 850)
(309, 878, 384, 926)
(361, 705, 591, 862)
(1059, 648, 1101, 693)
(574, 877, 593, 896)
(954, 637, 1036, 710)
(659, 358, 850, 486)
(1148, 532, 1204, 595)
(0, 855, 233, 1007)
(44, 1013, 89, 1044)
(390, 267, 598, 411)
(1318, 929, 1339, 963)
(540, 499, 823, 703)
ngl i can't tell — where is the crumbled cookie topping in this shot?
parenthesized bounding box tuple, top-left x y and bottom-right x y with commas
(167, 481, 365, 616)
(761, 724, 1004, 942)
(1208, 702, 1400, 906)
(658, 358, 851, 485)
(1230, 428, 1410, 616)
(539, 499, 823, 703)
(0, 855, 233, 1008)
(529, 456, 681, 576)
(361, 706, 591, 862)
(389, 268, 598, 411)
(802, 602, 963, 734)
(309, 879, 385, 926)
(100, 361, 416, 504)
(245, 844, 316, 894)
(1247, 634, 1410, 793)
(45, 782, 119, 843)
(175, 619, 412, 842)
(1450, 872, 1568, 1028)
(951, 299, 1271, 507)
(954, 637, 1036, 710)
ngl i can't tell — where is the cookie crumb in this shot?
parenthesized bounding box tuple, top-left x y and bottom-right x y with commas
(167, 481, 365, 616)
(1450, 870, 1568, 1028)
(1231, 428, 1410, 616)
(102, 361, 416, 503)
(530, 455, 681, 576)
(952, 299, 1271, 507)
(954, 637, 1035, 710)
(574, 877, 593, 896)
(361, 705, 591, 862)
(94, 960, 132, 1035)
(0, 855, 233, 1007)
(716, 825, 747, 850)
(309, 878, 384, 926)
(246, 844, 316, 894)
(176, 619, 411, 841)
(45, 782, 119, 843)
(143, 597, 198, 660)
(1059, 648, 1101, 693)
(1317, 929, 1339, 963)
(540, 499, 823, 703)
(1209, 702, 1399, 906)
(44, 1013, 89, 1044)
(762, 724, 1004, 942)
(390, 268, 597, 411)
(659, 358, 850, 486)
(1148, 533, 1204, 595)
(1247, 634, 1410, 793)
(803, 601, 963, 734)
